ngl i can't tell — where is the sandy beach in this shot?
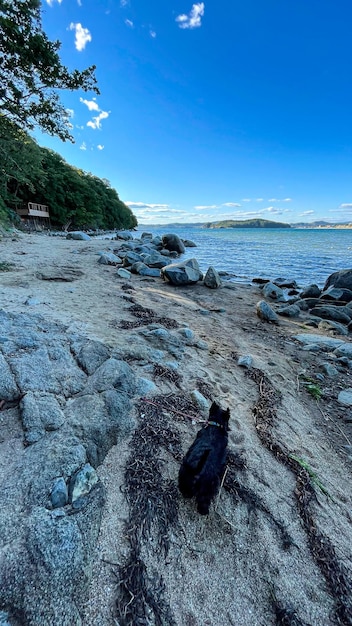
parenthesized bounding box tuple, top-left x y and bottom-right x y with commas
(1, 230, 352, 626)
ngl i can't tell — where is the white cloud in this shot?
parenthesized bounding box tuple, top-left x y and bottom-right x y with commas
(176, 3, 204, 29)
(120, 0, 129, 5)
(45, 0, 62, 5)
(80, 142, 87, 150)
(299, 211, 315, 216)
(339, 203, 352, 209)
(125, 19, 134, 28)
(69, 23, 92, 51)
(242, 198, 251, 202)
(150, 30, 157, 38)
(283, 198, 292, 202)
(87, 110, 110, 130)
(77, 0, 82, 5)
(256, 198, 264, 202)
(80, 97, 99, 111)
(194, 205, 218, 210)
(97, 145, 104, 150)
(126, 202, 170, 210)
(222, 202, 241, 207)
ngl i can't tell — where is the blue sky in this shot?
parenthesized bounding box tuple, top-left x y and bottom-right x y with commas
(38, 0, 352, 225)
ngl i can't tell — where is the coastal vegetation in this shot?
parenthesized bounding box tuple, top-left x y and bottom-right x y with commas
(203, 218, 291, 229)
(0, 0, 136, 230)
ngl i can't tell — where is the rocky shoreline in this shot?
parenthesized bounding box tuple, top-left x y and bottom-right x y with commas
(0, 230, 352, 625)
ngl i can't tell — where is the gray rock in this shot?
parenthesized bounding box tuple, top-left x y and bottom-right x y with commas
(256, 300, 279, 324)
(136, 377, 158, 396)
(20, 392, 65, 445)
(337, 389, 352, 406)
(300, 284, 321, 299)
(238, 355, 253, 368)
(51, 477, 68, 508)
(262, 282, 286, 301)
(190, 390, 209, 413)
(161, 258, 202, 286)
(0, 353, 18, 401)
(277, 304, 301, 318)
(122, 251, 143, 266)
(318, 320, 349, 336)
(142, 252, 168, 269)
(310, 305, 351, 324)
(294, 334, 345, 350)
(334, 343, 352, 358)
(66, 231, 91, 241)
(162, 233, 185, 254)
(98, 252, 121, 265)
(320, 286, 352, 302)
(70, 338, 110, 375)
(25, 296, 41, 306)
(183, 239, 197, 247)
(320, 363, 339, 377)
(204, 266, 222, 289)
(117, 267, 131, 279)
(116, 231, 133, 240)
(130, 262, 160, 277)
(69, 463, 99, 503)
(323, 269, 352, 291)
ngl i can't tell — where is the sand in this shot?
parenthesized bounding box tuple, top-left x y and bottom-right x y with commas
(1, 230, 352, 626)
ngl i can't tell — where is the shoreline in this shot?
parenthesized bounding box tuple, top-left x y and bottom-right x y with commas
(1, 231, 352, 625)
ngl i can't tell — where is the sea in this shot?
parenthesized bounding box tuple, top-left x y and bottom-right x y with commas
(131, 225, 352, 288)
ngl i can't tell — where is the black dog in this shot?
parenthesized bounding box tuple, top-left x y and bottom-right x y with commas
(178, 401, 230, 515)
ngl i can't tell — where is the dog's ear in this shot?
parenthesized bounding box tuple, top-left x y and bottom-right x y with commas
(209, 401, 219, 415)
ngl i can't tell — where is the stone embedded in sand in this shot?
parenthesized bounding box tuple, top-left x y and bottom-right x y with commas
(256, 300, 279, 323)
(66, 231, 91, 240)
(204, 266, 222, 289)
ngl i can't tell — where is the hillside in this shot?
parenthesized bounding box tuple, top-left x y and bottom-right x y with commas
(203, 218, 291, 229)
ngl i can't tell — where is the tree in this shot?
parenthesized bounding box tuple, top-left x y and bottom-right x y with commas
(0, 0, 99, 141)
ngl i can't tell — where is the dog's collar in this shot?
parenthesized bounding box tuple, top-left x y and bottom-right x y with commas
(206, 420, 226, 430)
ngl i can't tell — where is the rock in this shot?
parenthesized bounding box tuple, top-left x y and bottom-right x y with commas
(337, 389, 352, 406)
(98, 252, 121, 265)
(183, 239, 197, 247)
(117, 267, 131, 279)
(238, 355, 253, 368)
(51, 477, 68, 508)
(130, 262, 160, 277)
(69, 463, 99, 503)
(190, 390, 209, 413)
(136, 377, 158, 396)
(318, 320, 349, 336)
(273, 278, 298, 289)
(320, 363, 339, 377)
(323, 269, 352, 291)
(116, 231, 133, 240)
(161, 258, 202, 286)
(162, 233, 185, 254)
(66, 231, 91, 241)
(334, 343, 352, 358)
(256, 301, 279, 324)
(300, 284, 321, 299)
(0, 353, 18, 400)
(142, 252, 169, 268)
(122, 251, 143, 266)
(204, 266, 222, 289)
(310, 305, 351, 324)
(294, 334, 345, 350)
(36, 267, 84, 282)
(277, 304, 301, 318)
(262, 282, 286, 302)
(320, 287, 352, 303)
(25, 296, 41, 306)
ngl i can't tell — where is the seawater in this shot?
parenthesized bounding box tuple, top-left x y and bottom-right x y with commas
(135, 225, 352, 288)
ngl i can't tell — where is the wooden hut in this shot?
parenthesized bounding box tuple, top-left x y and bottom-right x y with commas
(16, 202, 51, 229)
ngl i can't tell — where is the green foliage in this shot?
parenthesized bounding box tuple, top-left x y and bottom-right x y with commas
(0, 0, 99, 141)
(299, 374, 323, 400)
(289, 454, 333, 500)
(204, 218, 291, 229)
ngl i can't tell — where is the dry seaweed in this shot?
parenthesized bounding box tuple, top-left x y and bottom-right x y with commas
(245, 367, 352, 626)
(119, 303, 179, 330)
(115, 397, 183, 625)
(153, 364, 182, 388)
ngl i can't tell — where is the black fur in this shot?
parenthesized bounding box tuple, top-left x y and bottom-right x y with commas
(178, 401, 230, 515)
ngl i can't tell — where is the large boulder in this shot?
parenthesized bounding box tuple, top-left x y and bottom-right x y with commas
(262, 282, 286, 302)
(323, 269, 352, 291)
(66, 231, 91, 241)
(310, 305, 351, 325)
(204, 266, 222, 289)
(161, 258, 202, 286)
(162, 233, 185, 254)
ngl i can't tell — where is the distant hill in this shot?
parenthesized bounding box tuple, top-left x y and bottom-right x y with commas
(203, 218, 291, 229)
